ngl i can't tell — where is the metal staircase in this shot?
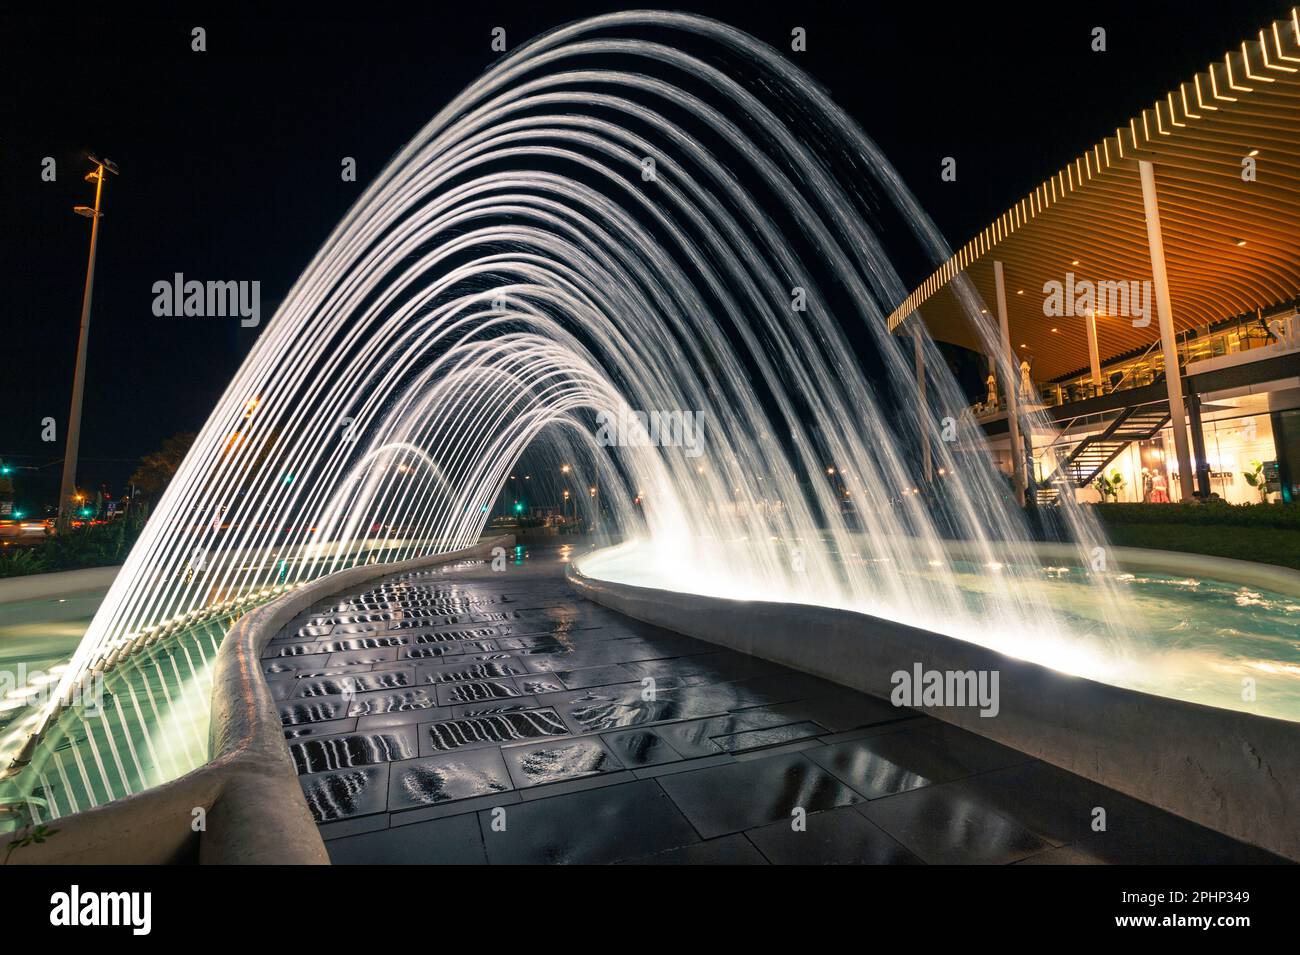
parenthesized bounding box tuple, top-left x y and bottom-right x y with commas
(1036, 401, 1171, 503)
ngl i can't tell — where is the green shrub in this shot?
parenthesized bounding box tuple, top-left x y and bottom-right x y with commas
(42, 518, 145, 570)
(1091, 502, 1300, 531)
(0, 548, 48, 578)
(0, 514, 147, 578)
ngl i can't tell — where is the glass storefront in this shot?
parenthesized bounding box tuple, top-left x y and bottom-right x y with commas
(1032, 406, 1291, 505)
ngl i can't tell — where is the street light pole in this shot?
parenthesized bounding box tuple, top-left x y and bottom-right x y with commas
(58, 156, 117, 530)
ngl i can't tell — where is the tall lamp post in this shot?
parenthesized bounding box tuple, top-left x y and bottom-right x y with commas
(57, 154, 119, 531)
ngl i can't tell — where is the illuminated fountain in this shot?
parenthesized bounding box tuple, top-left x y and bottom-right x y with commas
(4, 11, 1297, 826)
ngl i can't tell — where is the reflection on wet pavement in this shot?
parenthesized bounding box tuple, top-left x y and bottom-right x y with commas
(503, 737, 622, 787)
(290, 730, 415, 773)
(389, 749, 512, 810)
(270, 545, 1283, 865)
(423, 708, 569, 752)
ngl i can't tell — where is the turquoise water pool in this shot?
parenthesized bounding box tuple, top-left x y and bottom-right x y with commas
(578, 540, 1300, 724)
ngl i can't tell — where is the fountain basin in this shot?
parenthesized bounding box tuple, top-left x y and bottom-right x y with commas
(568, 544, 1300, 861)
(3, 536, 511, 864)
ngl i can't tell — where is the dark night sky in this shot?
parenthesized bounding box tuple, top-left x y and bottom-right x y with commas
(1, 1, 1289, 509)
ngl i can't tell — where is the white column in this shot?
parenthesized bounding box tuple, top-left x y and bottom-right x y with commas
(993, 260, 1026, 505)
(911, 323, 933, 482)
(1138, 160, 1194, 502)
(1085, 312, 1103, 393)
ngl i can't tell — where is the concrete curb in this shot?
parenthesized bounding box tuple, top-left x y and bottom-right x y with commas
(567, 546, 1300, 861)
(6, 536, 511, 865)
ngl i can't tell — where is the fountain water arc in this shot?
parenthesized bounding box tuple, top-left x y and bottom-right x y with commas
(13, 12, 1268, 822)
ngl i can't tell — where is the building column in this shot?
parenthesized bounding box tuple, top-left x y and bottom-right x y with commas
(1085, 312, 1103, 395)
(993, 260, 1026, 506)
(1138, 160, 1195, 503)
(911, 322, 934, 483)
(1186, 384, 1212, 498)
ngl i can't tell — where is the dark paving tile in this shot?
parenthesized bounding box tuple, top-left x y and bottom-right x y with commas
(663, 682, 770, 712)
(347, 687, 440, 717)
(502, 736, 624, 788)
(400, 642, 498, 660)
(317, 812, 391, 842)
(657, 752, 863, 838)
(284, 717, 359, 739)
(280, 696, 351, 722)
(479, 779, 698, 864)
(916, 721, 1033, 772)
(388, 748, 513, 811)
(318, 636, 407, 654)
(740, 692, 907, 732)
(555, 697, 688, 733)
(601, 728, 684, 767)
(420, 707, 570, 755)
(420, 659, 527, 683)
(290, 727, 417, 773)
(263, 653, 333, 674)
(327, 648, 398, 667)
(434, 679, 522, 707)
(625, 833, 769, 865)
(328, 811, 487, 864)
(291, 670, 414, 698)
(804, 735, 941, 799)
(300, 764, 390, 822)
(807, 724, 1022, 788)
(748, 804, 922, 864)
(514, 674, 567, 695)
(729, 671, 844, 704)
(950, 760, 1133, 847)
(857, 783, 1051, 864)
(451, 699, 547, 718)
(713, 721, 827, 753)
(657, 713, 801, 758)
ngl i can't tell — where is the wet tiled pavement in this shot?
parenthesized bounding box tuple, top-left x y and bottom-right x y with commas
(263, 544, 1285, 865)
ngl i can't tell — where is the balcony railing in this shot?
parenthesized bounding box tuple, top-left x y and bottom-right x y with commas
(972, 309, 1298, 417)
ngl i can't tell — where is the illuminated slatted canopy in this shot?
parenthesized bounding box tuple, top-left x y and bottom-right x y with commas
(888, 8, 1300, 382)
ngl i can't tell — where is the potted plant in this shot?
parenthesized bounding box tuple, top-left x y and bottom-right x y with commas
(1242, 460, 1269, 503)
(1093, 468, 1126, 502)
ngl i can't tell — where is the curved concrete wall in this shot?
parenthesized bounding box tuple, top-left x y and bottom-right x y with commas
(568, 546, 1300, 861)
(7, 537, 511, 865)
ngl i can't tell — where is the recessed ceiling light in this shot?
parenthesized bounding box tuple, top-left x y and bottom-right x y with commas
(1248, 149, 1260, 157)
(1016, 289, 1024, 295)
(1236, 239, 1248, 246)
(1071, 259, 1080, 266)
(1050, 327, 1059, 333)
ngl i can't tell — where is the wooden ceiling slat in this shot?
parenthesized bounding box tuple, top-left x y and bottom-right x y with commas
(889, 9, 1300, 380)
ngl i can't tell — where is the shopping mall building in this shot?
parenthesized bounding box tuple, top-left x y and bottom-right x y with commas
(892, 9, 1300, 507)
